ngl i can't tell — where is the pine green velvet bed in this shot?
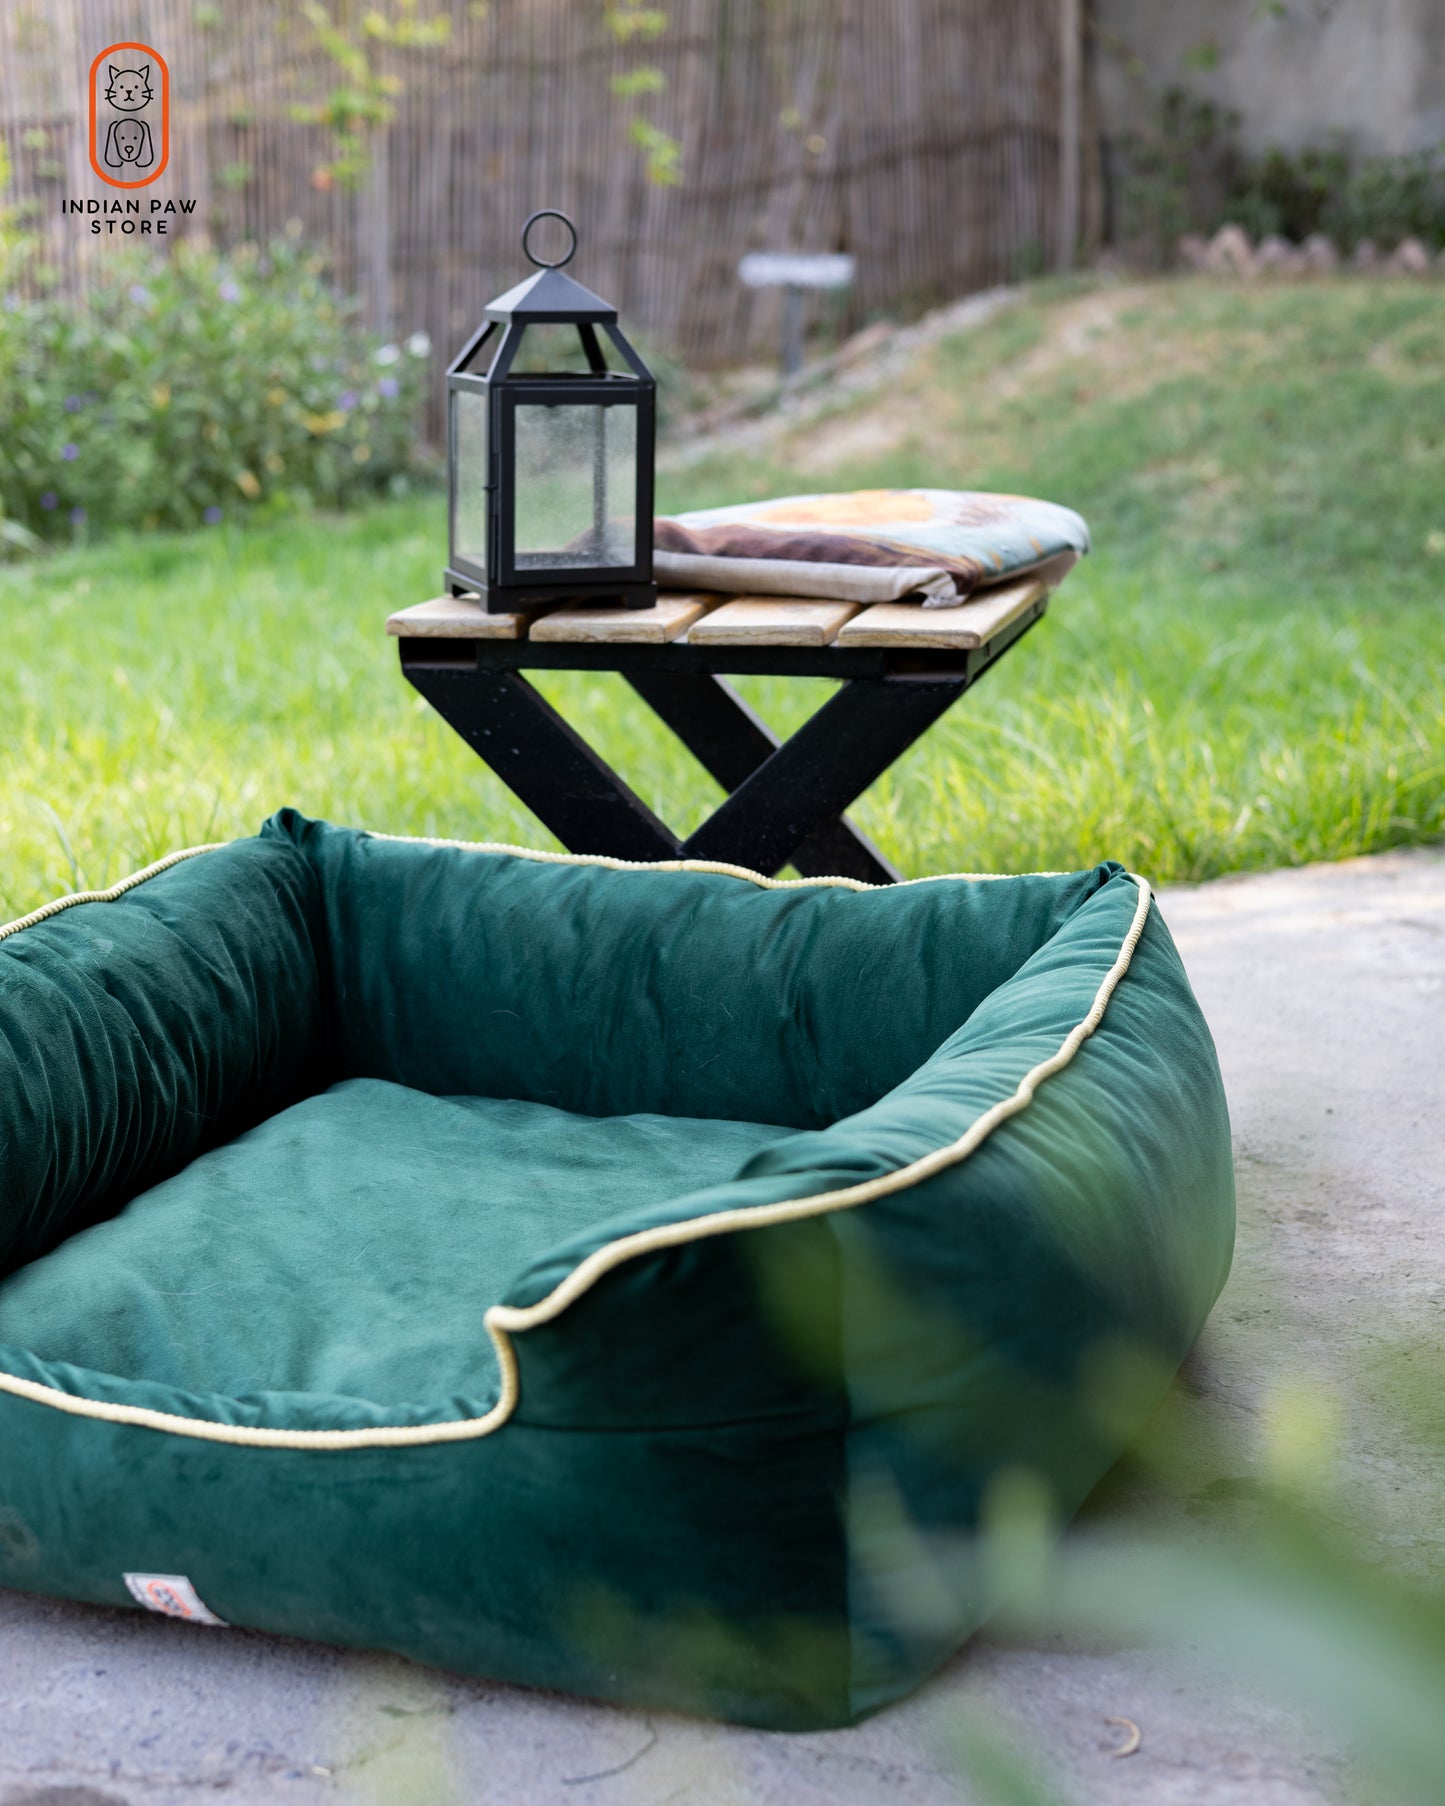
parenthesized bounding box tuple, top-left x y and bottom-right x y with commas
(0, 810, 1234, 1729)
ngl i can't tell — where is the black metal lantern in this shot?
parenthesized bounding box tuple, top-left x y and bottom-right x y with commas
(446, 210, 657, 613)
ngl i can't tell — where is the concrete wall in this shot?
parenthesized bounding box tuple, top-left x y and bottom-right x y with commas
(1091, 0, 1445, 157)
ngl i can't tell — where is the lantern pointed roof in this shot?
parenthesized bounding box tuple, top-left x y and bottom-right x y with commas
(484, 265, 618, 324)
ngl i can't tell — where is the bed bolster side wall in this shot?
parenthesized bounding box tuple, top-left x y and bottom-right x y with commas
(0, 834, 330, 1275)
(835, 889, 1236, 1715)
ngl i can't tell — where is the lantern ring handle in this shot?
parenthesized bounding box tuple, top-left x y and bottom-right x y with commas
(521, 209, 578, 270)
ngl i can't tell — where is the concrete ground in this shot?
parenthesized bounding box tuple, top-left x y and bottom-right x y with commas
(1, 846, 1441, 1806)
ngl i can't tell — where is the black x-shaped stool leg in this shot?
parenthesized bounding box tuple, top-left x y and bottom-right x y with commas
(402, 657, 968, 882)
(627, 672, 964, 881)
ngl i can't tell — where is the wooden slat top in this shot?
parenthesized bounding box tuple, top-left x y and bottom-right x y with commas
(685, 596, 860, 647)
(531, 592, 716, 644)
(835, 575, 1046, 649)
(385, 595, 528, 639)
(389, 571, 1058, 651)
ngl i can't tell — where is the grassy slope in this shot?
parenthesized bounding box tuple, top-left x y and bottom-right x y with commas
(2, 277, 1442, 916)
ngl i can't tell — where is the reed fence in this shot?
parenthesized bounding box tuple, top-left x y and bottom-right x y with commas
(1, 0, 1100, 417)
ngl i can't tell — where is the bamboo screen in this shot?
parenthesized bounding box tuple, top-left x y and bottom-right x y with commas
(1, 0, 1099, 377)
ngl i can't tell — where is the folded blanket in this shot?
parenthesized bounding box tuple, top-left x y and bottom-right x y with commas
(654, 488, 1090, 607)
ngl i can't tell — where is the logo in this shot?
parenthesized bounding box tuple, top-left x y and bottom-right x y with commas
(88, 41, 169, 188)
(123, 1572, 228, 1627)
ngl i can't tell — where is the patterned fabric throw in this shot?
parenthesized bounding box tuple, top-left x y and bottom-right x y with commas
(654, 488, 1090, 608)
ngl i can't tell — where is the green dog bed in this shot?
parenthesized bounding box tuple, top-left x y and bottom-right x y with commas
(0, 811, 1233, 1728)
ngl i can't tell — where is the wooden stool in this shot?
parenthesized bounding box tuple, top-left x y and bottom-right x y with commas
(386, 575, 1055, 883)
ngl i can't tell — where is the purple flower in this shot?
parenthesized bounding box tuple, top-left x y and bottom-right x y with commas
(62, 443, 79, 460)
(218, 280, 241, 303)
(64, 394, 83, 412)
(203, 505, 223, 524)
(40, 491, 58, 510)
(377, 376, 399, 399)
(336, 390, 359, 412)
(69, 506, 86, 525)
(128, 284, 151, 306)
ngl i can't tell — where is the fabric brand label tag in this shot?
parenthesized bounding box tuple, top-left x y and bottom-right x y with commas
(123, 1571, 228, 1627)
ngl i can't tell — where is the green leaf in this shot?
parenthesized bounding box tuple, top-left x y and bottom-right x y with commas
(610, 65, 666, 97)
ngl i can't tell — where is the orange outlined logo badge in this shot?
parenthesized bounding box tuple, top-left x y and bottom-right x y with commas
(123, 1571, 228, 1626)
(89, 42, 169, 188)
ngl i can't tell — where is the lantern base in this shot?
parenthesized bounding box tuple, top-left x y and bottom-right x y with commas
(446, 570, 658, 615)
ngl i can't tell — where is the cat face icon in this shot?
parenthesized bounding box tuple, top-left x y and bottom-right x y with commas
(103, 118, 154, 170)
(106, 63, 151, 110)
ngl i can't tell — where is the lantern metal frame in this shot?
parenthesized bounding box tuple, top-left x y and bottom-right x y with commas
(445, 212, 657, 614)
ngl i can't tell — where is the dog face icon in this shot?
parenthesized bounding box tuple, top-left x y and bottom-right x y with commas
(105, 63, 152, 110)
(103, 118, 154, 170)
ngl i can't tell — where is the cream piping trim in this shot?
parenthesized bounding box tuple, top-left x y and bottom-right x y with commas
(0, 845, 225, 944)
(0, 834, 1150, 1450)
(361, 829, 1071, 888)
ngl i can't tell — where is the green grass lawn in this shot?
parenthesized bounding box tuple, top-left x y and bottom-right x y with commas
(2, 275, 1443, 918)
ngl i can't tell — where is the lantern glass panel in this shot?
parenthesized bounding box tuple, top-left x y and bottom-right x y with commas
(450, 387, 490, 565)
(513, 402, 636, 570)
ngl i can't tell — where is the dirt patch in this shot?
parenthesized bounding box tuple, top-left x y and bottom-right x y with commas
(792, 404, 916, 473)
(998, 283, 1155, 391)
(679, 280, 1208, 481)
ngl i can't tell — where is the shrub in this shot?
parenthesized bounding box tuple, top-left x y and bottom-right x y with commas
(0, 237, 431, 543)
(1321, 147, 1445, 250)
(1221, 143, 1352, 243)
(0, 139, 40, 561)
(1114, 84, 1445, 263)
(1115, 87, 1241, 268)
